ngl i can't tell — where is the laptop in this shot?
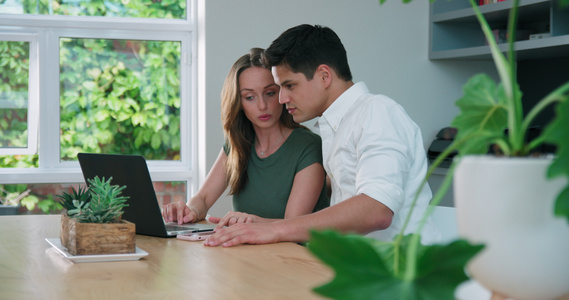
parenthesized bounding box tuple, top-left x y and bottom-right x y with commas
(77, 153, 216, 238)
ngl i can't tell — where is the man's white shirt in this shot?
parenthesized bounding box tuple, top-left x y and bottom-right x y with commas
(315, 82, 440, 243)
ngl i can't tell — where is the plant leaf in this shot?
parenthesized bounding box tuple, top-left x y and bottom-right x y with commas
(411, 239, 484, 299)
(308, 230, 398, 299)
(20, 195, 39, 211)
(543, 99, 569, 222)
(308, 230, 483, 300)
(451, 74, 510, 155)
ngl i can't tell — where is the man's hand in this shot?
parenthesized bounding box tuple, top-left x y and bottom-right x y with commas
(204, 222, 280, 247)
(161, 201, 196, 224)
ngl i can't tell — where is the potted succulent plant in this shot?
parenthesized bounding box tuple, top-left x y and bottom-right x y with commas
(57, 176, 135, 256)
(307, 0, 569, 299)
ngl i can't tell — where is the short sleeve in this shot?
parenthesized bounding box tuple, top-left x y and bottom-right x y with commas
(293, 129, 323, 174)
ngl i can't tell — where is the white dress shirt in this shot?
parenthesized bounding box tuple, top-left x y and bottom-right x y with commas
(315, 82, 440, 243)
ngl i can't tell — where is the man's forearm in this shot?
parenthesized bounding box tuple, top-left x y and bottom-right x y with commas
(274, 194, 394, 242)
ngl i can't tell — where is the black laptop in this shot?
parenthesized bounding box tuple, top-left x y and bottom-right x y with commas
(77, 153, 215, 237)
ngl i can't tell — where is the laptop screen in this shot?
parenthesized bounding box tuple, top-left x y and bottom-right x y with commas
(78, 153, 174, 237)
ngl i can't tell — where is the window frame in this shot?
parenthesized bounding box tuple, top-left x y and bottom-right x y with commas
(0, 1, 199, 197)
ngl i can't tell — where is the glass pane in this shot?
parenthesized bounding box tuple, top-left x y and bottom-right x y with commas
(0, 40, 37, 167)
(0, 0, 187, 19)
(0, 40, 29, 150)
(59, 38, 182, 161)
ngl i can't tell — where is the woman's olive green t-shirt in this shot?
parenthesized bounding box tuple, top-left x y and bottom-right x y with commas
(224, 127, 329, 219)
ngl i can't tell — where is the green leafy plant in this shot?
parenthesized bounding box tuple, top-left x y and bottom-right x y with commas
(309, 231, 483, 299)
(63, 176, 129, 223)
(308, 0, 569, 299)
(444, 0, 569, 221)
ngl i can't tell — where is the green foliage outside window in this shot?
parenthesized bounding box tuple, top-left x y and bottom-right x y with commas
(59, 38, 182, 161)
(0, 41, 30, 151)
(16, 0, 186, 19)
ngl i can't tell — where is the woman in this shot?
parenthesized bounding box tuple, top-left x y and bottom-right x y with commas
(162, 48, 328, 227)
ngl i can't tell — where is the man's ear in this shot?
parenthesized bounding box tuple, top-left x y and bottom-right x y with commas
(316, 64, 332, 88)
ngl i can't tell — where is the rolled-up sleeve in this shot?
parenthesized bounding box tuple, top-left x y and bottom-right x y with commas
(354, 97, 414, 214)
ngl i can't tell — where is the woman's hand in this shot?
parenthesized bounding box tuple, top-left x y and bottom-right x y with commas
(210, 211, 258, 231)
(161, 201, 197, 224)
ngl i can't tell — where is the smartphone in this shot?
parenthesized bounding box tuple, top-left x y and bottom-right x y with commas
(176, 231, 215, 241)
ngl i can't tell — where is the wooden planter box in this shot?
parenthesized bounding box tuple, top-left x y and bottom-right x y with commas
(60, 214, 136, 256)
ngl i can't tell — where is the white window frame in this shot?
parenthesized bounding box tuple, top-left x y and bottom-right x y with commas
(0, 1, 199, 198)
(0, 33, 39, 156)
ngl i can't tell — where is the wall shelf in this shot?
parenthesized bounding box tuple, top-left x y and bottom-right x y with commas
(429, 0, 569, 61)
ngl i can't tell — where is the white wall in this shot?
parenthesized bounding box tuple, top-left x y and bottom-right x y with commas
(201, 0, 498, 217)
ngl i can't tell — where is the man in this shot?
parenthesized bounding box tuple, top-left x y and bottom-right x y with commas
(204, 24, 439, 247)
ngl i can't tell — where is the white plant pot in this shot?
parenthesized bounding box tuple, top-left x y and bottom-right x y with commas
(454, 155, 569, 300)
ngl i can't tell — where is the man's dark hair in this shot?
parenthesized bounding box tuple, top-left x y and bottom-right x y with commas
(262, 24, 352, 81)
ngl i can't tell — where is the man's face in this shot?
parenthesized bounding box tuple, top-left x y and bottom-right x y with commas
(271, 65, 326, 123)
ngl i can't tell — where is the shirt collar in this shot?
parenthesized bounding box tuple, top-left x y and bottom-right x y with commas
(319, 82, 369, 131)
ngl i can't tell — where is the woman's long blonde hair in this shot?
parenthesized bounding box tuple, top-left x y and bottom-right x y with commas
(221, 48, 300, 194)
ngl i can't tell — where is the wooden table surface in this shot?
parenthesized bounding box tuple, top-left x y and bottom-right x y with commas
(0, 215, 333, 300)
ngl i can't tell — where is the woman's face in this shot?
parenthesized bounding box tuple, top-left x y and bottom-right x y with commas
(239, 66, 282, 130)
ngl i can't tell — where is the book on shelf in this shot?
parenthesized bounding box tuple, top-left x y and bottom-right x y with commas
(485, 29, 532, 45)
(479, 0, 506, 5)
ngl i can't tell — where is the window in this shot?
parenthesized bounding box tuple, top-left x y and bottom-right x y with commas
(0, 0, 197, 212)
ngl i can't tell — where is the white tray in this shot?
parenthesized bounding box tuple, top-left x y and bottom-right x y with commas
(45, 238, 148, 263)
